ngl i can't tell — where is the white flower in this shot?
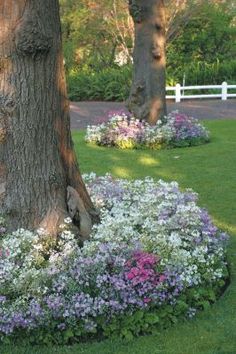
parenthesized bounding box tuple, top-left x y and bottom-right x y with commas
(64, 217, 72, 224)
(36, 228, 46, 235)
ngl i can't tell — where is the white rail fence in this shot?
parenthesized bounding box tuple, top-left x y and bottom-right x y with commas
(166, 82, 236, 102)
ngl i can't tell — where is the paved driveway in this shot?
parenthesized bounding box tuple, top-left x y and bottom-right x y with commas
(70, 99, 236, 130)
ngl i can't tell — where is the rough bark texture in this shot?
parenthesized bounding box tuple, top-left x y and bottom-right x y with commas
(0, 0, 96, 237)
(127, 0, 167, 125)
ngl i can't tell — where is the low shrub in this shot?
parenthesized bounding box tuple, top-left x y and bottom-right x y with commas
(0, 175, 228, 344)
(170, 60, 236, 87)
(67, 66, 131, 102)
(85, 111, 210, 149)
(67, 61, 236, 102)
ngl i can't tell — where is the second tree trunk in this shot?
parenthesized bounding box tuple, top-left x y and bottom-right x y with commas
(127, 0, 167, 125)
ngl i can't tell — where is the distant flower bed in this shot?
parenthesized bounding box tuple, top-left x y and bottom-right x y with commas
(85, 111, 210, 149)
(0, 175, 228, 344)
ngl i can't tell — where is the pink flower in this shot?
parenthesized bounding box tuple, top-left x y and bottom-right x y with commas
(125, 260, 132, 268)
(159, 275, 166, 282)
(133, 251, 159, 267)
(125, 250, 165, 287)
(126, 267, 139, 280)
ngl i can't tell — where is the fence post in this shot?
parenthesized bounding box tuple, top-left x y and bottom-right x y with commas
(176, 84, 181, 102)
(222, 82, 227, 100)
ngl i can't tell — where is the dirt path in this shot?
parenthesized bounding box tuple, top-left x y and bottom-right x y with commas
(70, 99, 236, 130)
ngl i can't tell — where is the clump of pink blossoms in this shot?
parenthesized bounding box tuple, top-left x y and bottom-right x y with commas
(125, 251, 166, 286)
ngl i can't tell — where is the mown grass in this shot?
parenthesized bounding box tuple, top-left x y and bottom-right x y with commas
(2, 120, 236, 354)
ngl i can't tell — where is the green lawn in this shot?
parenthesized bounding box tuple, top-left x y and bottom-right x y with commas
(2, 120, 236, 354)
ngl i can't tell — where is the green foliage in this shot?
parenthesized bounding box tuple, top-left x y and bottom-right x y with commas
(167, 60, 236, 86)
(166, 1, 236, 86)
(170, 136, 210, 148)
(60, 0, 132, 71)
(1, 283, 227, 346)
(101, 282, 225, 341)
(167, 2, 236, 66)
(67, 60, 236, 101)
(61, 0, 236, 101)
(67, 66, 132, 101)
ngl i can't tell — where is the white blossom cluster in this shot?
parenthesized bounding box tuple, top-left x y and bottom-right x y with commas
(0, 226, 80, 297)
(0, 174, 227, 299)
(83, 174, 228, 288)
(85, 111, 209, 149)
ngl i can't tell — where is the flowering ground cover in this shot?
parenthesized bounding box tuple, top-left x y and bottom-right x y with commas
(0, 176, 229, 344)
(85, 111, 209, 149)
(1, 120, 236, 353)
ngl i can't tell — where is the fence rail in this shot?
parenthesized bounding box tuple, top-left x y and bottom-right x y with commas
(166, 82, 236, 102)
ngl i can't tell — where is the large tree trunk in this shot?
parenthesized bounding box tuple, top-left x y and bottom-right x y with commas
(127, 0, 167, 125)
(0, 0, 96, 237)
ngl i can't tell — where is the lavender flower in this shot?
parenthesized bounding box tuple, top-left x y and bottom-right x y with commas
(0, 175, 228, 341)
(85, 111, 209, 149)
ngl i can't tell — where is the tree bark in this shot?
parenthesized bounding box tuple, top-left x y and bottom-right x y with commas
(0, 0, 96, 237)
(127, 0, 167, 125)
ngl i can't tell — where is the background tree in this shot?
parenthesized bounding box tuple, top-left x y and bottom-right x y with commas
(127, 0, 167, 124)
(59, 0, 235, 100)
(167, 1, 236, 66)
(60, 0, 235, 72)
(60, 0, 134, 71)
(0, 0, 96, 236)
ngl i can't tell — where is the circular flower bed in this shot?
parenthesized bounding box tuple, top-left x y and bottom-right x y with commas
(85, 111, 210, 149)
(0, 175, 228, 344)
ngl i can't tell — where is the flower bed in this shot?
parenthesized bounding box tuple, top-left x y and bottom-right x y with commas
(85, 111, 210, 149)
(0, 175, 228, 344)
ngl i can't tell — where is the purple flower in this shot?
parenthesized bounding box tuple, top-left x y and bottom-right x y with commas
(57, 323, 66, 330)
(0, 296, 6, 303)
